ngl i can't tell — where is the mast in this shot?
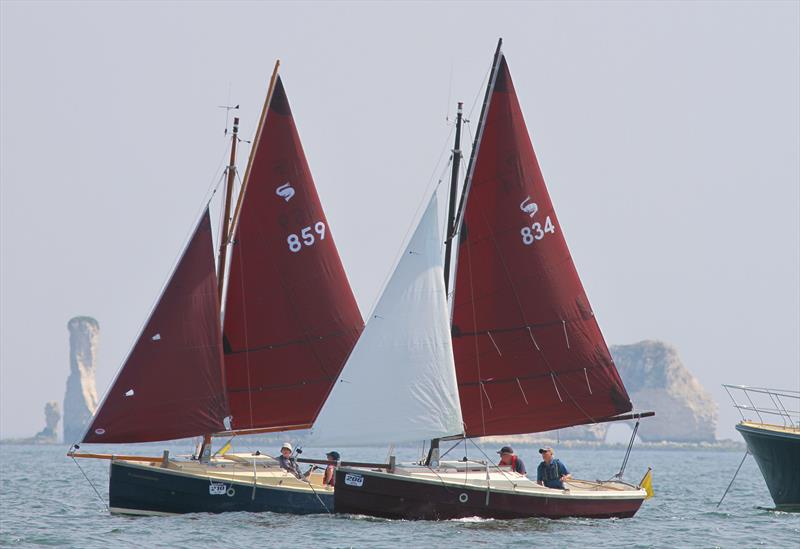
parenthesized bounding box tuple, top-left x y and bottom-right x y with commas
(452, 38, 504, 239)
(426, 42, 504, 466)
(442, 102, 463, 294)
(217, 116, 239, 301)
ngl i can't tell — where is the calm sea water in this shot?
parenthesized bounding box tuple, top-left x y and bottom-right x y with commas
(1, 442, 798, 548)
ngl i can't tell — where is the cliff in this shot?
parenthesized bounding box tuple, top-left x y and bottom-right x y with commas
(611, 340, 717, 442)
(63, 316, 99, 442)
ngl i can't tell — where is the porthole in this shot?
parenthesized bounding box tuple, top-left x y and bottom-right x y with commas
(459, 493, 469, 503)
(227, 487, 236, 497)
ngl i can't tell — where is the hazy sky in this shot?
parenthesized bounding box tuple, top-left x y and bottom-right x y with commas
(1, 1, 798, 440)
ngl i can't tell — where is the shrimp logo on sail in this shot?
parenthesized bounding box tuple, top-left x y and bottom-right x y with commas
(520, 196, 538, 218)
(276, 182, 295, 202)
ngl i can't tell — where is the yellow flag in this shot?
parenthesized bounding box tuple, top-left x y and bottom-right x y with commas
(639, 467, 654, 499)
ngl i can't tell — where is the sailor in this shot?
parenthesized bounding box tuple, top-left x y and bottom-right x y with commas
(497, 446, 527, 475)
(323, 451, 340, 487)
(277, 442, 302, 479)
(536, 446, 571, 489)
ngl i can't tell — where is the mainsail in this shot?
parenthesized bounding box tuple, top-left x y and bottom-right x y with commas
(83, 210, 229, 443)
(451, 49, 632, 438)
(309, 193, 463, 446)
(222, 75, 363, 432)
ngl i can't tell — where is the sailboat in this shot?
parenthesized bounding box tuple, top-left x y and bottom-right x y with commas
(68, 61, 366, 516)
(321, 39, 654, 520)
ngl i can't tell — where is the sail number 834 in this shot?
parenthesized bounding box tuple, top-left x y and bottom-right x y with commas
(521, 216, 556, 245)
(288, 221, 326, 252)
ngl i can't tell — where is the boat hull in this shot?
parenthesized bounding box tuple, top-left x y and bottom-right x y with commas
(333, 468, 645, 520)
(736, 422, 800, 509)
(109, 460, 332, 515)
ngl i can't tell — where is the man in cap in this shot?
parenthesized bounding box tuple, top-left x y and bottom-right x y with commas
(322, 451, 340, 487)
(497, 446, 527, 475)
(536, 447, 571, 489)
(277, 442, 302, 479)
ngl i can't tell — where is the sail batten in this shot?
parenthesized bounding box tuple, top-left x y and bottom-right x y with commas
(452, 53, 632, 438)
(83, 209, 229, 444)
(222, 74, 363, 432)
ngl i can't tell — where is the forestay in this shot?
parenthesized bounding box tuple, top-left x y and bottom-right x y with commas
(309, 193, 463, 446)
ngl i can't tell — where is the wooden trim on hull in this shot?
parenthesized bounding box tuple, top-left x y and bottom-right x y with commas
(109, 460, 332, 515)
(333, 469, 645, 520)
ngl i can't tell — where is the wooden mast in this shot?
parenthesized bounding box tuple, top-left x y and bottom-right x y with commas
(227, 60, 281, 245)
(217, 117, 240, 301)
(201, 61, 280, 455)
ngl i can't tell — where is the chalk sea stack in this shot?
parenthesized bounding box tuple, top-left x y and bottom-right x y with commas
(63, 316, 99, 443)
(611, 340, 717, 442)
(32, 401, 61, 442)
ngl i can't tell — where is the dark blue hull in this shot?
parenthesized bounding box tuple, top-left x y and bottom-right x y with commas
(109, 460, 332, 515)
(736, 422, 800, 509)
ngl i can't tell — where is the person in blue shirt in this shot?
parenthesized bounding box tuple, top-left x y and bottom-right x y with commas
(536, 447, 571, 489)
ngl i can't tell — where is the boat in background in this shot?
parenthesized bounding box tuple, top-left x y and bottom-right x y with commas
(724, 384, 800, 510)
(314, 38, 654, 520)
(68, 60, 365, 516)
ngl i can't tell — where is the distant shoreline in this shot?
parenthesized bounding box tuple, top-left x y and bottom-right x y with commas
(0, 438, 746, 451)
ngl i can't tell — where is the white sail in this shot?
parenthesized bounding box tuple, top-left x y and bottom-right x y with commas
(308, 192, 463, 447)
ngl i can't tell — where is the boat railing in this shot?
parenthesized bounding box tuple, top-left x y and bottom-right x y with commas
(722, 384, 800, 428)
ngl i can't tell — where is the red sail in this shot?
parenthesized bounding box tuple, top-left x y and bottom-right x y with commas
(83, 210, 229, 443)
(223, 75, 363, 432)
(452, 53, 632, 438)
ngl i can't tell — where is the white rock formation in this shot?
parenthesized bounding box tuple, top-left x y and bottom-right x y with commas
(611, 340, 718, 442)
(63, 316, 99, 442)
(32, 401, 60, 442)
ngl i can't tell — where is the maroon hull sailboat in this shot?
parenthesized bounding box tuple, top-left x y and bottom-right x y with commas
(333, 39, 652, 520)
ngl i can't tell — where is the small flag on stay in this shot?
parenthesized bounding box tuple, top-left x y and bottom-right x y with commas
(639, 467, 654, 499)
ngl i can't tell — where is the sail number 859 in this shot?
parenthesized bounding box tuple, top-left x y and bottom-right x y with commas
(288, 221, 326, 252)
(521, 216, 556, 245)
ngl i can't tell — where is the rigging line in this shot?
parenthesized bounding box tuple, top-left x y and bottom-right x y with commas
(445, 58, 454, 122)
(717, 450, 749, 508)
(612, 419, 640, 480)
(466, 63, 492, 124)
(305, 473, 332, 515)
(467, 439, 519, 490)
(70, 453, 109, 512)
(439, 437, 465, 460)
(464, 235, 486, 435)
(362, 154, 454, 323)
(425, 465, 456, 494)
